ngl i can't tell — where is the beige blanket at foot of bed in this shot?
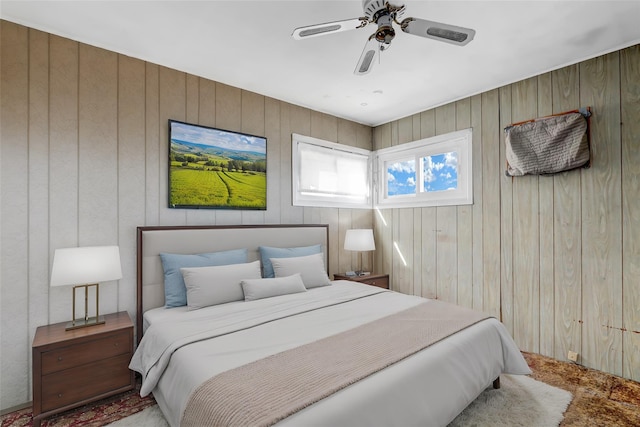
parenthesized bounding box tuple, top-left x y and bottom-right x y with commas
(181, 299, 491, 427)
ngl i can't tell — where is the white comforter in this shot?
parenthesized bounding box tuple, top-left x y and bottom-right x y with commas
(130, 281, 530, 427)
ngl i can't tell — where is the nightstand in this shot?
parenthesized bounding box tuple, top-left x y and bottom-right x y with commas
(32, 311, 135, 427)
(333, 273, 389, 289)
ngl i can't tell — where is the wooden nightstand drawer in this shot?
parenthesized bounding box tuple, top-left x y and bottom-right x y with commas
(359, 276, 389, 289)
(32, 312, 135, 427)
(41, 330, 131, 375)
(41, 353, 132, 412)
(333, 273, 390, 289)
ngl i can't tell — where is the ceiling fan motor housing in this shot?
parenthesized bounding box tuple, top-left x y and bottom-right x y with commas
(362, 0, 389, 20)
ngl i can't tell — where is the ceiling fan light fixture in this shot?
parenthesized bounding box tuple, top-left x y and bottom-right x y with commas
(375, 25, 395, 44)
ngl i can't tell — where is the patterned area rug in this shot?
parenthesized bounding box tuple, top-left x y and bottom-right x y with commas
(0, 383, 155, 427)
(2, 352, 639, 426)
(523, 352, 640, 427)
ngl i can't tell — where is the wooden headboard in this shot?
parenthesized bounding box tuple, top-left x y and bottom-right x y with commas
(136, 224, 329, 341)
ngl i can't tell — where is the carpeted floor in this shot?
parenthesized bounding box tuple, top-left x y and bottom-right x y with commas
(523, 352, 640, 426)
(0, 384, 156, 427)
(2, 352, 639, 426)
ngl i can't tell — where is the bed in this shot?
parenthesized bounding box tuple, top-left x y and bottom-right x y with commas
(130, 224, 531, 427)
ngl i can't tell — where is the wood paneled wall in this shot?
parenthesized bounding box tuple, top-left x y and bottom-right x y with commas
(373, 45, 640, 383)
(0, 20, 372, 410)
(1, 17, 638, 412)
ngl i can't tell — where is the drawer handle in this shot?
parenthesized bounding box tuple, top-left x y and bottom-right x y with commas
(114, 342, 119, 347)
(371, 281, 376, 285)
(57, 356, 63, 362)
(57, 393, 63, 398)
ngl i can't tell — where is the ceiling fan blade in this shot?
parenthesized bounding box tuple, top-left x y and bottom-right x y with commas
(292, 17, 368, 40)
(400, 18, 476, 46)
(354, 36, 379, 75)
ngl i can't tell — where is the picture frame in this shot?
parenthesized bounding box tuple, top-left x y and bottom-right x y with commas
(168, 120, 267, 210)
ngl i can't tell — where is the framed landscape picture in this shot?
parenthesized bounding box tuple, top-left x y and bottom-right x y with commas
(168, 120, 267, 209)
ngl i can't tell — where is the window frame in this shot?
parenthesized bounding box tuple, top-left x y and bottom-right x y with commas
(291, 128, 472, 210)
(292, 133, 372, 209)
(374, 128, 473, 208)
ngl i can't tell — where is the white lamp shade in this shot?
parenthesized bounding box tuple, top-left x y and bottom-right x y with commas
(344, 229, 376, 252)
(50, 246, 122, 287)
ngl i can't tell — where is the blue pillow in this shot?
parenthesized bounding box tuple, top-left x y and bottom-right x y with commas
(160, 249, 248, 307)
(259, 244, 322, 278)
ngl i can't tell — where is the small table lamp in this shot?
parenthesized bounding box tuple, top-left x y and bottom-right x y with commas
(50, 245, 122, 330)
(344, 229, 376, 276)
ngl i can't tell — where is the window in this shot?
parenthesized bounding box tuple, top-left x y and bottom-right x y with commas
(292, 128, 472, 209)
(375, 128, 472, 208)
(292, 134, 371, 208)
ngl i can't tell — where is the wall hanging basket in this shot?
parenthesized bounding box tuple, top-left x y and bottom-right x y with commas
(505, 107, 591, 177)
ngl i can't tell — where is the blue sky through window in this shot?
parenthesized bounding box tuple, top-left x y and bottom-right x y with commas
(423, 152, 458, 192)
(386, 152, 458, 197)
(386, 159, 416, 196)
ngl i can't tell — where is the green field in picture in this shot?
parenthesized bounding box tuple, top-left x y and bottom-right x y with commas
(170, 163, 266, 209)
(169, 120, 267, 210)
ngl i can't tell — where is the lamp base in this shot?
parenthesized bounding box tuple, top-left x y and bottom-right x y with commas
(65, 316, 105, 331)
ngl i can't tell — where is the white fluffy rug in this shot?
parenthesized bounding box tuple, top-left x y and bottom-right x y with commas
(449, 375, 572, 426)
(108, 374, 572, 427)
(106, 404, 168, 427)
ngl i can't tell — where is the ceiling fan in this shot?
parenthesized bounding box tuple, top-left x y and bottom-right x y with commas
(292, 0, 476, 75)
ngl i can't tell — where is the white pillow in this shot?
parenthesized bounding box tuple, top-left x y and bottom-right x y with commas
(241, 274, 307, 301)
(270, 253, 330, 289)
(180, 260, 261, 310)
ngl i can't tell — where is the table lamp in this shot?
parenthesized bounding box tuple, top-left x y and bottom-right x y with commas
(50, 245, 122, 330)
(344, 229, 376, 276)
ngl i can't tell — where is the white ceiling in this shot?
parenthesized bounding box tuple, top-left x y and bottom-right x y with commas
(2, 1, 639, 126)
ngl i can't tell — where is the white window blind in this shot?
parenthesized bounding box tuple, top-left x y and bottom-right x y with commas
(292, 134, 371, 208)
